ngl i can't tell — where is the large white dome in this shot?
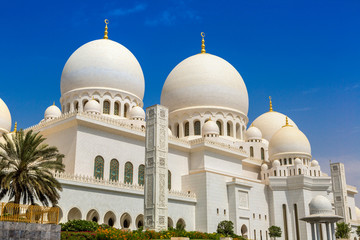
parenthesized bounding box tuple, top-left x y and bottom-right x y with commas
(269, 124, 311, 158)
(160, 53, 248, 116)
(0, 98, 11, 134)
(251, 111, 297, 141)
(61, 39, 145, 100)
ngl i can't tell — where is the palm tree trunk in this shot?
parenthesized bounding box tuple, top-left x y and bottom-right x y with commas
(14, 192, 21, 205)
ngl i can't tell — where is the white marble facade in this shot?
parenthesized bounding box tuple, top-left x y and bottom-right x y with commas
(0, 30, 359, 240)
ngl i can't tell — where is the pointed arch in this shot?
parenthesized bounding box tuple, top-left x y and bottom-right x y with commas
(194, 120, 201, 135)
(261, 148, 265, 160)
(103, 100, 110, 114)
(114, 102, 120, 115)
(109, 159, 119, 181)
(124, 162, 133, 184)
(94, 156, 104, 179)
(250, 146, 254, 157)
(216, 120, 223, 135)
(184, 122, 189, 137)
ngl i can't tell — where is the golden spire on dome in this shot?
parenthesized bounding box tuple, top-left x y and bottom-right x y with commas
(201, 32, 206, 53)
(53, 101, 55, 106)
(282, 116, 293, 128)
(104, 19, 109, 39)
(269, 96, 273, 112)
(13, 122, 17, 133)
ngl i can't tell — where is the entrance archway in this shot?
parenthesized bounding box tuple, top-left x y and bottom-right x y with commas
(241, 224, 248, 238)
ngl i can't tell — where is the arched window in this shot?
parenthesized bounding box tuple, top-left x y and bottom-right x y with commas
(175, 123, 180, 138)
(138, 164, 145, 185)
(74, 101, 79, 111)
(227, 122, 231, 136)
(82, 100, 88, 110)
(124, 104, 128, 117)
(216, 121, 222, 135)
(194, 121, 201, 135)
(250, 146, 254, 157)
(114, 102, 120, 115)
(103, 101, 110, 114)
(298, 168, 301, 175)
(124, 162, 133, 184)
(294, 204, 300, 240)
(236, 123, 241, 139)
(184, 122, 189, 137)
(282, 204, 289, 240)
(94, 156, 104, 179)
(284, 158, 287, 165)
(289, 158, 292, 164)
(349, 207, 352, 220)
(168, 170, 171, 190)
(109, 159, 119, 181)
(261, 148, 265, 160)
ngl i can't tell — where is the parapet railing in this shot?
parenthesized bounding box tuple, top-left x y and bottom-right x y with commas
(26, 111, 146, 133)
(0, 202, 59, 224)
(55, 172, 196, 200)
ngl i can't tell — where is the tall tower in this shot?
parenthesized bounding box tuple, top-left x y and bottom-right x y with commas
(330, 162, 350, 222)
(144, 105, 169, 231)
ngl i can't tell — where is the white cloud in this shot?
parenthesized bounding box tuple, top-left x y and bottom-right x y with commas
(108, 3, 147, 17)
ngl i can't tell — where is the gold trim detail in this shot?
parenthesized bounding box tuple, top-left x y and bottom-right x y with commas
(269, 96, 273, 112)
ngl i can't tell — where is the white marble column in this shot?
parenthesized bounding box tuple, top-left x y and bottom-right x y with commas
(311, 223, 316, 240)
(331, 223, 335, 240)
(144, 105, 169, 231)
(325, 223, 330, 240)
(316, 223, 320, 240)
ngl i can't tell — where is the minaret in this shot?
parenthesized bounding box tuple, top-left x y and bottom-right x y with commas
(330, 162, 350, 222)
(144, 105, 169, 231)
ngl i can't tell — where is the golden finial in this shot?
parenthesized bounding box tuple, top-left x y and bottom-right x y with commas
(13, 122, 17, 133)
(201, 32, 206, 53)
(104, 19, 109, 39)
(282, 116, 292, 127)
(92, 96, 95, 100)
(269, 96, 273, 112)
(53, 101, 55, 106)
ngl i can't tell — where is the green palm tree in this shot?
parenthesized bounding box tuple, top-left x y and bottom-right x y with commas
(0, 130, 65, 206)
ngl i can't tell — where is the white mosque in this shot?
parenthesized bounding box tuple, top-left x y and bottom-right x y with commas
(0, 22, 359, 239)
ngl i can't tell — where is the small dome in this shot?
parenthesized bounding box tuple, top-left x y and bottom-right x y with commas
(129, 106, 145, 120)
(0, 98, 11, 134)
(295, 158, 303, 165)
(246, 125, 262, 140)
(269, 123, 311, 159)
(261, 164, 268, 171)
(61, 39, 145, 100)
(273, 160, 280, 167)
(168, 128, 172, 137)
(309, 195, 332, 215)
(251, 111, 298, 141)
(161, 53, 248, 116)
(311, 160, 319, 167)
(202, 119, 220, 137)
(84, 99, 101, 114)
(44, 104, 61, 120)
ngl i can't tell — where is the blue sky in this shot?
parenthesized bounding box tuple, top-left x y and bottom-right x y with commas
(0, 1, 359, 204)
